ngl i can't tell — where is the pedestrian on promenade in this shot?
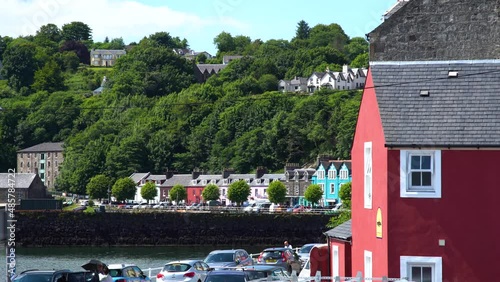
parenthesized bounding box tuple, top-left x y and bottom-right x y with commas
(284, 240, 293, 249)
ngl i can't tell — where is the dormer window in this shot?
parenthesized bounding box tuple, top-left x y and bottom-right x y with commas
(223, 179, 228, 185)
(141, 179, 145, 184)
(191, 180, 197, 185)
(317, 170, 325, 179)
(245, 178, 251, 184)
(202, 180, 208, 185)
(264, 179, 270, 185)
(340, 169, 349, 179)
(328, 170, 336, 179)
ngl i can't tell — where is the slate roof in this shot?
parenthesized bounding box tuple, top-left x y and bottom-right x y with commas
(90, 49, 126, 56)
(371, 60, 500, 147)
(161, 174, 192, 187)
(324, 219, 352, 241)
(18, 142, 64, 153)
(130, 172, 150, 184)
(197, 64, 227, 74)
(0, 173, 36, 189)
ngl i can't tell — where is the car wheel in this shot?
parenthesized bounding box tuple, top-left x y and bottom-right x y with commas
(288, 266, 292, 275)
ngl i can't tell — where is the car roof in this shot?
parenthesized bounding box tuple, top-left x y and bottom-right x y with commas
(20, 269, 70, 274)
(239, 265, 286, 271)
(165, 260, 201, 265)
(209, 249, 244, 254)
(208, 270, 247, 276)
(262, 247, 289, 251)
(108, 263, 137, 269)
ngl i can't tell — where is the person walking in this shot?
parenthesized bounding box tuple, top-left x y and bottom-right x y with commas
(284, 240, 293, 249)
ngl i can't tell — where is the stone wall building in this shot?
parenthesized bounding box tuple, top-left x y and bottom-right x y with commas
(17, 142, 64, 190)
(0, 173, 46, 204)
(368, 0, 500, 61)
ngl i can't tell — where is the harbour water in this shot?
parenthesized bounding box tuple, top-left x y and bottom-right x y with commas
(1, 244, 267, 280)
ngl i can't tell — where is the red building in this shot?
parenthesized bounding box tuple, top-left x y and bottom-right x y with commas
(325, 220, 352, 278)
(350, 1, 500, 281)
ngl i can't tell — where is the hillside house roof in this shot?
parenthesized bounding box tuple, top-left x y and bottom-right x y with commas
(18, 142, 64, 153)
(161, 174, 192, 187)
(0, 173, 37, 189)
(130, 172, 150, 184)
(197, 64, 227, 74)
(371, 60, 500, 147)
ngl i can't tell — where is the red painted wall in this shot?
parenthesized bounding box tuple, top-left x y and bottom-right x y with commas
(329, 240, 352, 278)
(186, 187, 203, 204)
(351, 70, 389, 277)
(387, 150, 500, 281)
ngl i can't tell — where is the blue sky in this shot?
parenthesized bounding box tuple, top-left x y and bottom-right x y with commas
(1, 0, 397, 55)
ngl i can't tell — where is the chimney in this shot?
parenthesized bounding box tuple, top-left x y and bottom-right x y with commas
(165, 169, 177, 179)
(255, 166, 268, 178)
(192, 168, 202, 180)
(222, 168, 235, 179)
(342, 65, 349, 74)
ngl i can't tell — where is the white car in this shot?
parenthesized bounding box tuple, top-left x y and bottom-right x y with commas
(297, 259, 310, 282)
(156, 260, 212, 282)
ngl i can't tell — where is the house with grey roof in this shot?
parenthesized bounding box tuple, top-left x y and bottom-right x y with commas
(350, 0, 500, 280)
(90, 49, 126, 67)
(223, 55, 244, 65)
(194, 64, 227, 83)
(278, 77, 308, 93)
(307, 65, 367, 93)
(0, 173, 47, 204)
(17, 142, 64, 190)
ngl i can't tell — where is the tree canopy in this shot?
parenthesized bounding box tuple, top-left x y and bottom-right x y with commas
(227, 180, 251, 206)
(202, 184, 220, 201)
(141, 182, 158, 203)
(304, 184, 323, 206)
(86, 174, 112, 200)
(112, 178, 136, 202)
(266, 181, 287, 204)
(169, 184, 187, 203)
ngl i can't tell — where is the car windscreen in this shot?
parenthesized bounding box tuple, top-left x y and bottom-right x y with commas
(206, 274, 246, 282)
(108, 269, 123, 277)
(205, 253, 235, 263)
(299, 245, 314, 254)
(13, 273, 53, 282)
(261, 251, 283, 259)
(163, 263, 192, 272)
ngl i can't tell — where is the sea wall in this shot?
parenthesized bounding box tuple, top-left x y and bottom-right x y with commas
(15, 211, 333, 247)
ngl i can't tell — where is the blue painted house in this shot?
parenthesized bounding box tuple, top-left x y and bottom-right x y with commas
(311, 159, 352, 207)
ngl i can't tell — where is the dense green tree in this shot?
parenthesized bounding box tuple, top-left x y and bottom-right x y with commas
(267, 181, 287, 204)
(202, 184, 220, 201)
(350, 53, 369, 68)
(345, 37, 368, 61)
(227, 180, 250, 206)
(295, 20, 311, 40)
(327, 182, 351, 228)
(61, 21, 92, 41)
(141, 182, 158, 204)
(304, 184, 323, 206)
(36, 23, 62, 42)
(112, 177, 137, 202)
(86, 174, 112, 200)
(149, 32, 177, 48)
(309, 23, 349, 51)
(213, 32, 235, 54)
(1, 39, 38, 91)
(60, 40, 90, 64)
(196, 53, 207, 64)
(54, 51, 80, 72)
(169, 184, 187, 203)
(32, 60, 65, 92)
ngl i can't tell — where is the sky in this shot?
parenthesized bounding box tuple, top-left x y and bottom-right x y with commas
(0, 0, 398, 55)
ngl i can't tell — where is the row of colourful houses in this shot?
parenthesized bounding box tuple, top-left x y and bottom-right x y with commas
(129, 158, 352, 206)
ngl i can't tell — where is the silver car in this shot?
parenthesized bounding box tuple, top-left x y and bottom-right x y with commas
(204, 249, 254, 269)
(156, 260, 212, 282)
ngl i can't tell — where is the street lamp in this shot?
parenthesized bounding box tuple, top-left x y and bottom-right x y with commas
(107, 188, 111, 205)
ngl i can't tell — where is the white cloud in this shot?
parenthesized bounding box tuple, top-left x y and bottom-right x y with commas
(0, 0, 249, 46)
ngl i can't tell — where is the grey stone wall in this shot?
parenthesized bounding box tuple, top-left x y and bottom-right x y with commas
(369, 0, 500, 61)
(15, 211, 332, 247)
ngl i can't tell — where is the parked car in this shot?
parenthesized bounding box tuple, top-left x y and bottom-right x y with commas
(256, 247, 301, 274)
(252, 202, 272, 213)
(12, 269, 95, 282)
(133, 203, 149, 209)
(203, 270, 251, 282)
(297, 243, 321, 267)
(186, 203, 200, 210)
(153, 202, 171, 209)
(157, 260, 212, 282)
(239, 264, 291, 281)
(292, 205, 306, 213)
(107, 263, 150, 282)
(203, 249, 254, 269)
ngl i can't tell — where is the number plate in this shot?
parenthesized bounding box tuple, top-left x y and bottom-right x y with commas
(266, 259, 277, 263)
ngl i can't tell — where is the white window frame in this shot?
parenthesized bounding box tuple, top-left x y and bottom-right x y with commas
(319, 183, 325, 192)
(328, 169, 336, 179)
(400, 256, 442, 282)
(223, 179, 228, 185)
(332, 245, 339, 278)
(317, 169, 325, 179)
(202, 179, 207, 185)
(364, 142, 373, 209)
(364, 250, 372, 282)
(340, 169, 348, 179)
(330, 183, 335, 194)
(400, 150, 441, 198)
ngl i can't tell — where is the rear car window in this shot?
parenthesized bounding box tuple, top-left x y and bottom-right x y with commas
(206, 274, 246, 282)
(262, 251, 283, 258)
(205, 253, 235, 263)
(163, 263, 191, 272)
(109, 269, 122, 277)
